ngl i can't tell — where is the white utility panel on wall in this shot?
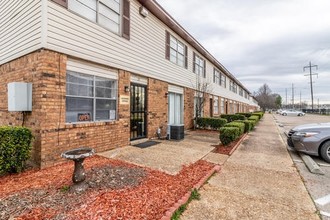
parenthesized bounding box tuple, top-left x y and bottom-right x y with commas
(8, 82, 32, 111)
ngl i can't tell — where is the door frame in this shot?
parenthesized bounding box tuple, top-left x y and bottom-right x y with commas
(130, 83, 148, 140)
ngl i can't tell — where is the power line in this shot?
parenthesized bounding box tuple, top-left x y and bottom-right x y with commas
(303, 61, 318, 110)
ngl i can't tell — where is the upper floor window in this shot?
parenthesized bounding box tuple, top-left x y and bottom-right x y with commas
(66, 71, 118, 123)
(213, 69, 220, 85)
(244, 91, 248, 99)
(214, 68, 226, 87)
(52, 0, 130, 39)
(193, 53, 206, 78)
(229, 80, 237, 93)
(220, 72, 226, 88)
(239, 87, 243, 96)
(165, 32, 188, 68)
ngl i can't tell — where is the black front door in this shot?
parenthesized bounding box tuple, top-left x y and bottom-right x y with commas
(130, 84, 147, 140)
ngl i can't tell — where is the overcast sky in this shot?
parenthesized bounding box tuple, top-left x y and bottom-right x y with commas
(156, 0, 330, 106)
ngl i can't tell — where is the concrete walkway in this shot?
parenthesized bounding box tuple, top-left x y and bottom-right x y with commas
(181, 114, 320, 220)
(99, 130, 219, 175)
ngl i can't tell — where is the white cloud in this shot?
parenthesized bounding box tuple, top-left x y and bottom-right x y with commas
(156, 0, 330, 104)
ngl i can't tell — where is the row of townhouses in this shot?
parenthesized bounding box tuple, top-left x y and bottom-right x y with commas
(0, 0, 259, 167)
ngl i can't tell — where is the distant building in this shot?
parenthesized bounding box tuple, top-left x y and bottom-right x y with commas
(0, 0, 259, 167)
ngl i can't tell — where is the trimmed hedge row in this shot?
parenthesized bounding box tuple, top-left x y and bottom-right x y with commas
(220, 114, 246, 123)
(0, 126, 33, 174)
(224, 121, 245, 135)
(236, 112, 252, 118)
(196, 117, 227, 130)
(234, 120, 254, 133)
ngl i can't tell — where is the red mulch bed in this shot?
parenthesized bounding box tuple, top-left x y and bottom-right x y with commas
(212, 136, 243, 155)
(0, 155, 214, 219)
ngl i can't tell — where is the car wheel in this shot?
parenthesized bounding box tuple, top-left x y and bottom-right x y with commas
(283, 113, 287, 116)
(298, 113, 302, 116)
(320, 141, 330, 163)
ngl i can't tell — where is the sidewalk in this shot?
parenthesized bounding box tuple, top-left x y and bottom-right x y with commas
(181, 113, 319, 220)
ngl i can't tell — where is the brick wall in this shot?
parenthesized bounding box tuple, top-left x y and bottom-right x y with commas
(184, 88, 194, 129)
(147, 78, 168, 138)
(0, 49, 130, 168)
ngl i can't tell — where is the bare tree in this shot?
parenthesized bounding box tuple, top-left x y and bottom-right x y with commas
(254, 84, 278, 111)
(193, 77, 212, 129)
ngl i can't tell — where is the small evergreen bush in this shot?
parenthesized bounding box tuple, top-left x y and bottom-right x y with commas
(196, 117, 227, 130)
(220, 114, 246, 123)
(219, 127, 240, 145)
(248, 115, 259, 122)
(234, 120, 253, 133)
(224, 121, 245, 135)
(236, 112, 252, 118)
(253, 112, 264, 119)
(0, 126, 33, 174)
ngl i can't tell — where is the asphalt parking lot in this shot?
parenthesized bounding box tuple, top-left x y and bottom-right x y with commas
(273, 113, 330, 220)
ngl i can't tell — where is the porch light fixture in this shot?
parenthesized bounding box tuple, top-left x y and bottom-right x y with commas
(165, 92, 168, 98)
(139, 6, 149, 17)
(124, 86, 130, 92)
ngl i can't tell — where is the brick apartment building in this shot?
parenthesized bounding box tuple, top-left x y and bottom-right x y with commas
(0, 0, 259, 168)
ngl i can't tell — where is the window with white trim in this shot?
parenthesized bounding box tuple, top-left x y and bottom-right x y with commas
(66, 71, 117, 123)
(239, 87, 243, 96)
(213, 69, 220, 85)
(229, 80, 237, 93)
(68, 0, 121, 34)
(168, 92, 183, 124)
(220, 98, 225, 114)
(213, 97, 219, 115)
(193, 53, 205, 78)
(169, 35, 187, 67)
(220, 73, 226, 88)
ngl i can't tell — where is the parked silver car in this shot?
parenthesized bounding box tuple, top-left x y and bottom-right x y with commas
(287, 123, 330, 162)
(281, 109, 305, 116)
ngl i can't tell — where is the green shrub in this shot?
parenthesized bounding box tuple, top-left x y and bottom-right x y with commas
(247, 119, 256, 130)
(224, 122, 245, 135)
(249, 115, 259, 122)
(220, 114, 246, 123)
(236, 112, 252, 118)
(0, 126, 33, 174)
(196, 117, 227, 130)
(234, 120, 254, 133)
(219, 127, 240, 145)
(253, 112, 264, 119)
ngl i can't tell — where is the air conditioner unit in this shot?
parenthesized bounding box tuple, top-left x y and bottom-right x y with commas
(168, 124, 184, 140)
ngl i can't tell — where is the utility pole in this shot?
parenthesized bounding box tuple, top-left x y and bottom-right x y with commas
(300, 91, 302, 110)
(303, 61, 318, 111)
(292, 83, 294, 109)
(285, 88, 287, 109)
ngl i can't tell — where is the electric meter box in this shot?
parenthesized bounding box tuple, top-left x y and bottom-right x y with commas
(8, 82, 32, 111)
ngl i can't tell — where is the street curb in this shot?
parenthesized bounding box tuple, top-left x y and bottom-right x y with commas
(228, 133, 248, 156)
(161, 165, 221, 220)
(299, 153, 325, 175)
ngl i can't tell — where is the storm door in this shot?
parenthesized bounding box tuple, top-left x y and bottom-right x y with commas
(130, 84, 147, 140)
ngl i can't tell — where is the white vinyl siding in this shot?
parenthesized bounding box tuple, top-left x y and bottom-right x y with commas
(0, 0, 42, 65)
(0, 0, 256, 108)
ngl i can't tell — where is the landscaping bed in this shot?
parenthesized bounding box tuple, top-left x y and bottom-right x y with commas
(212, 135, 244, 155)
(0, 156, 214, 219)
